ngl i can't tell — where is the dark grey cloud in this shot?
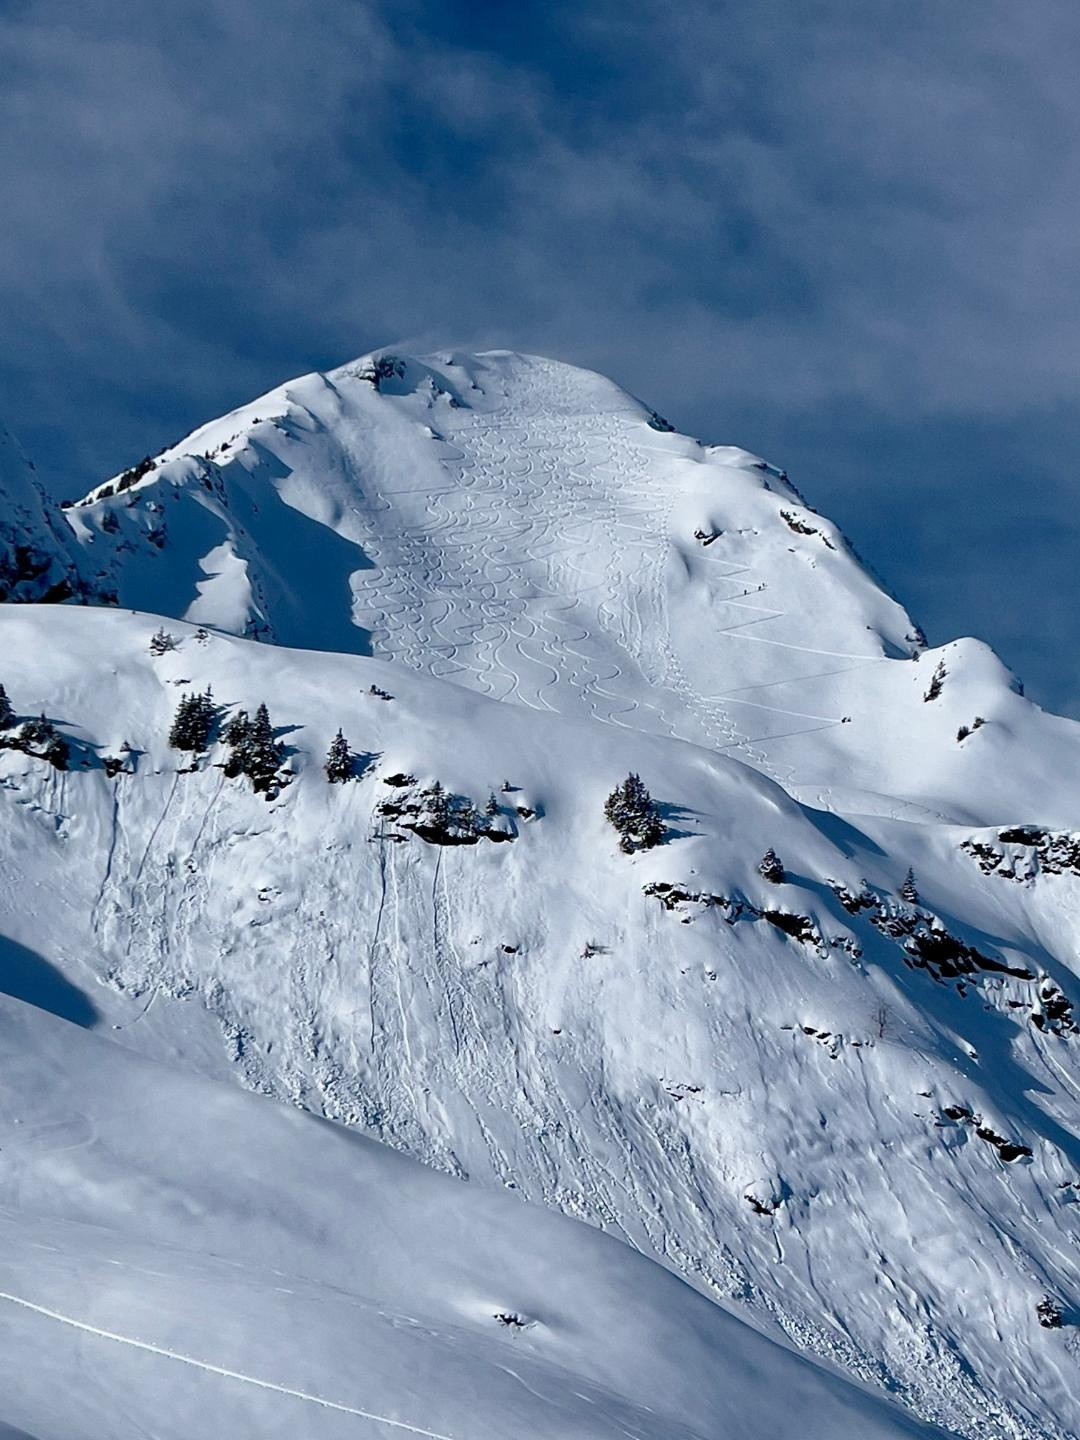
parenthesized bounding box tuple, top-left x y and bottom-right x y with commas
(2, 0, 1078, 712)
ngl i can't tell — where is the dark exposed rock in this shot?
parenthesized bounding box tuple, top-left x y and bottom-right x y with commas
(962, 828, 1080, 881)
(762, 910, 820, 946)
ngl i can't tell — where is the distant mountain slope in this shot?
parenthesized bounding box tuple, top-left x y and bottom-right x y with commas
(2, 604, 1079, 1439)
(63, 350, 1079, 826)
(0, 422, 80, 604)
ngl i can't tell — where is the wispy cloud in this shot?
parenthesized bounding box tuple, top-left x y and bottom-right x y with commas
(2, 0, 1078, 709)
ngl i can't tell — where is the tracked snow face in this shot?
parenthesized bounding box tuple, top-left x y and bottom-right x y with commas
(0, 423, 80, 603)
(62, 348, 1057, 826)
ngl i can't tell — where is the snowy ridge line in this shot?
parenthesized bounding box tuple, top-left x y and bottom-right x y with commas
(0, 1290, 459, 1439)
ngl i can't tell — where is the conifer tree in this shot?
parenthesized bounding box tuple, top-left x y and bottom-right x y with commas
(193, 687, 215, 749)
(19, 713, 55, 749)
(245, 702, 283, 791)
(11, 712, 68, 767)
(759, 848, 785, 884)
(604, 773, 665, 854)
(900, 867, 920, 905)
(324, 729, 353, 783)
(149, 628, 177, 656)
(168, 688, 215, 753)
(222, 709, 252, 777)
(168, 694, 195, 751)
(424, 780, 450, 833)
(923, 661, 946, 702)
(0, 683, 12, 729)
(224, 710, 250, 746)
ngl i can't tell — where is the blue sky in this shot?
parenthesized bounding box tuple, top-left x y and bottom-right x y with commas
(2, 1, 1078, 713)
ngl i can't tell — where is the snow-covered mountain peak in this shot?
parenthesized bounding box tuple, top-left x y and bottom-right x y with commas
(58, 348, 1078, 826)
(6, 348, 1080, 1438)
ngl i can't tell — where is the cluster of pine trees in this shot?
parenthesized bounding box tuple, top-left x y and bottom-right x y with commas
(167, 690, 295, 794)
(221, 705, 285, 792)
(0, 683, 69, 770)
(168, 689, 216, 753)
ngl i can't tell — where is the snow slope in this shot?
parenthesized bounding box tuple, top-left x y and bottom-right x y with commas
(0, 994, 942, 1440)
(64, 350, 1080, 828)
(2, 604, 1080, 1439)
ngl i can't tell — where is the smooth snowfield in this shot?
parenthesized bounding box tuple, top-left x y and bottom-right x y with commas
(0, 995, 936, 1440)
(1, 605, 1080, 1439)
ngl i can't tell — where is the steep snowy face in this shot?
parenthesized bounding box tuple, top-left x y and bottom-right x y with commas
(0, 423, 80, 604)
(2, 605, 1080, 1440)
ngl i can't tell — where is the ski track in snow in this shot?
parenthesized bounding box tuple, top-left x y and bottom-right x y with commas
(0, 1289, 460, 1438)
(339, 358, 888, 796)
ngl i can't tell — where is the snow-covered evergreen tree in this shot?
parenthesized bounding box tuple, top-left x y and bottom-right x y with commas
(167, 694, 195, 751)
(324, 729, 353, 783)
(224, 709, 250, 747)
(168, 688, 215, 753)
(14, 712, 67, 768)
(245, 702, 283, 791)
(604, 773, 665, 854)
(900, 867, 919, 904)
(0, 683, 12, 729)
(923, 661, 946, 702)
(222, 710, 252, 777)
(19, 713, 55, 749)
(149, 628, 177, 656)
(423, 780, 450, 833)
(759, 848, 785, 884)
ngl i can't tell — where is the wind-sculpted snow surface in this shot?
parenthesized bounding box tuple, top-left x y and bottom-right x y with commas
(3, 606, 1080, 1439)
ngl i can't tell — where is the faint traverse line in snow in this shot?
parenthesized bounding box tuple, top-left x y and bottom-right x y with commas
(719, 660, 885, 695)
(0, 1290, 459, 1439)
(716, 629, 884, 661)
(716, 696, 845, 724)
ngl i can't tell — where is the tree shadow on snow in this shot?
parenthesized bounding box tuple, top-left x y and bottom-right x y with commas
(804, 807, 888, 860)
(656, 802, 699, 844)
(351, 750, 379, 781)
(0, 934, 98, 1028)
